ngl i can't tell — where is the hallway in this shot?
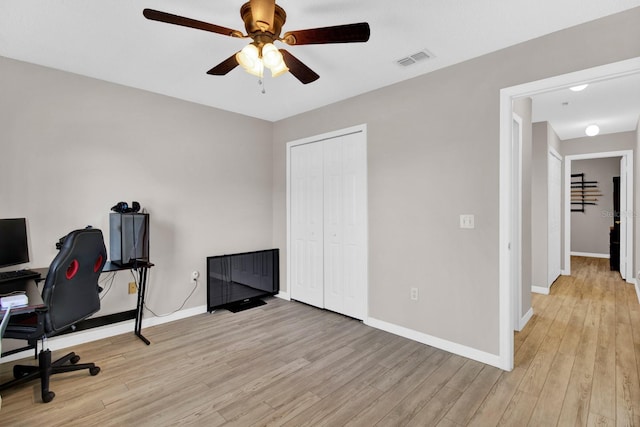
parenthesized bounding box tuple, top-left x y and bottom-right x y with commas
(482, 256, 640, 425)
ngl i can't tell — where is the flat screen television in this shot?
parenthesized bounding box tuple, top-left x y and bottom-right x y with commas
(207, 249, 279, 312)
(0, 218, 29, 269)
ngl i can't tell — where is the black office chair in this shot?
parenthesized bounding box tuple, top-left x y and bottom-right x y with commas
(0, 228, 106, 403)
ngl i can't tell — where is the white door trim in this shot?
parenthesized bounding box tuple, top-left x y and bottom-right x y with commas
(511, 113, 523, 331)
(548, 147, 563, 287)
(499, 56, 640, 371)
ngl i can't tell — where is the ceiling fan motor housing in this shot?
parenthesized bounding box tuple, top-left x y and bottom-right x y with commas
(240, 2, 287, 45)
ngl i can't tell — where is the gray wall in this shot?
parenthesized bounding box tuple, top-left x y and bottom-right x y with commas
(272, 7, 640, 355)
(571, 157, 620, 255)
(562, 131, 637, 155)
(0, 57, 274, 317)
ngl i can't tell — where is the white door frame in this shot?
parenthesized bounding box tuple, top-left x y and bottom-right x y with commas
(511, 113, 523, 331)
(286, 124, 369, 318)
(563, 151, 633, 281)
(548, 147, 563, 287)
(499, 56, 640, 371)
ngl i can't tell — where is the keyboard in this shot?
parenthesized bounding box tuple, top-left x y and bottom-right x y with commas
(0, 269, 41, 284)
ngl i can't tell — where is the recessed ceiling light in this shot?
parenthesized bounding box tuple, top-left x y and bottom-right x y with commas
(585, 124, 600, 136)
(570, 84, 589, 92)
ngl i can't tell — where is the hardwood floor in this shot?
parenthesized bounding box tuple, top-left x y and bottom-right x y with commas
(0, 256, 638, 426)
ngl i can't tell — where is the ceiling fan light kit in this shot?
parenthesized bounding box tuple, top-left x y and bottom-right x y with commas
(143, 0, 370, 84)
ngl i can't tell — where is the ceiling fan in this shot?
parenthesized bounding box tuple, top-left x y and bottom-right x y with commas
(143, 0, 370, 84)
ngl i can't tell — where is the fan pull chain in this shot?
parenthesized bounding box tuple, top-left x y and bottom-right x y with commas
(258, 77, 266, 94)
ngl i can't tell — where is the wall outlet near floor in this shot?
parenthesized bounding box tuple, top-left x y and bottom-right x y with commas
(410, 287, 419, 301)
(128, 282, 137, 294)
(191, 271, 200, 283)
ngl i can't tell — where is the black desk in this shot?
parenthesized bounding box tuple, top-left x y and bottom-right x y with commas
(32, 261, 154, 345)
(102, 261, 154, 345)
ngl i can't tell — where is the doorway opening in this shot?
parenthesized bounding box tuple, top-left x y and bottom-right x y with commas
(499, 56, 640, 371)
(564, 152, 633, 281)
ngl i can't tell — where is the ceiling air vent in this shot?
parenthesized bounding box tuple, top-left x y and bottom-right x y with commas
(396, 49, 434, 67)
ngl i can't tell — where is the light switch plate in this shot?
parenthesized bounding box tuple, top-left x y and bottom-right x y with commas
(460, 214, 475, 229)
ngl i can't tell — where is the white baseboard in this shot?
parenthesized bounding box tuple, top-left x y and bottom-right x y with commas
(636, 282, 640, 305)
(141, 304, 208, 328)
(1, 305, 208, 364)
(531, 285, 550, 295)
(570, 251, 609, 259)
(364, 317, 503, 370)
(518, 308, 534, 331)
(275, 291, 291, 301)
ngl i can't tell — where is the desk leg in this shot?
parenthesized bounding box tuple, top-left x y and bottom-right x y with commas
(135, 267, 151, 345)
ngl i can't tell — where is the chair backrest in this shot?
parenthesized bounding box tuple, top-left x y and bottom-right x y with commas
(42, 228, 106, 334)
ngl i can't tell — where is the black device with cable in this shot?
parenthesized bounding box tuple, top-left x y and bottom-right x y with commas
(109, 212, 149, 267)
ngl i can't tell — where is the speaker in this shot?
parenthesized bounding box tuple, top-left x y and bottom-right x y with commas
(109, 213, 149, 266)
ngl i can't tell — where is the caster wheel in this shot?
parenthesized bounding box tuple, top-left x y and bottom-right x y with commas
(70, 355, 81, 364)
(42, 391, 55, 403)
(90, 367, 101, 376)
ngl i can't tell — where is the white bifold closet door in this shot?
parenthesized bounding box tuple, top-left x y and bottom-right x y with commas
(290, 131, 367, 320)
(291, 141, 325, 308)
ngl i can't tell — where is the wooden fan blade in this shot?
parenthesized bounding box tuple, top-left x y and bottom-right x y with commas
(143, 9, 243, 38)
(207, 54, 240, 75)
(280, 50, 319, 84)
(249, 0, 275, 31)
(282, 22, 370, 45)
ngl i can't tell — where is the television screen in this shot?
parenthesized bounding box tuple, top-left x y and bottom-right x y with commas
(0, 218, 30, 269)
(207, 249, 279, 312)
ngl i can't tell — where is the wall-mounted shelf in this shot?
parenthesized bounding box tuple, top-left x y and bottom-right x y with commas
(571, 173, 601, 212)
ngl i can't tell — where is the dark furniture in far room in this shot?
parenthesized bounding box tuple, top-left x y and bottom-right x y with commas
(0, 228, 106, 403)
(207, 249, 279, 313)
(610, 176, 620, 271)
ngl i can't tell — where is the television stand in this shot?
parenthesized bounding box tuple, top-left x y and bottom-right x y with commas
(225, 297, 267, 313)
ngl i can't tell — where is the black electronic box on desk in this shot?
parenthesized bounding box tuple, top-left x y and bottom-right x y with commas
(109, 213, 149, 267)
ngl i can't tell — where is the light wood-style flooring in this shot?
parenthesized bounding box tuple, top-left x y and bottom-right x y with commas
(0, 256, 638, 426)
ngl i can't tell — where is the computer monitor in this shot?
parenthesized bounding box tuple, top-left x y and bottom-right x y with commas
(0, 218, 30, 269)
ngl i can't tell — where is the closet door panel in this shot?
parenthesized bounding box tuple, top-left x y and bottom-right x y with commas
(324, 138, 344, 314)
(324, 134, 366, 320)
(340, 134, 367, 320)
(290, 143, 324, 308)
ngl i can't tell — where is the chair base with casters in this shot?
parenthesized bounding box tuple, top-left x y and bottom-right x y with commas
(0, 339, 100, 403)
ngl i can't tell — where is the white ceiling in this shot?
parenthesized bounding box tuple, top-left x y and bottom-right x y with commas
(532, 72, 640, 140)
(1, 1, 640, 122)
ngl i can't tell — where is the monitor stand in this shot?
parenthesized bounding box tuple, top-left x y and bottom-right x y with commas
(225, 297, 267, 313)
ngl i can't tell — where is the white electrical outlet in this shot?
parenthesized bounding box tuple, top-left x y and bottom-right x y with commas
(410, 287, 418, 301)
(191, 271, 199, 283)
